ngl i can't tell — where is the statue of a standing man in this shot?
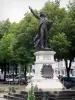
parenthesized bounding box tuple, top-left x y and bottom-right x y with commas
(29, 6, 55, 50)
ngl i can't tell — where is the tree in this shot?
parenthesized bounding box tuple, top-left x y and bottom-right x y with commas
(49, 33, 71, 77)
(11, 32, 34, 81)
(50, 33, 71, 59)
(49, 2, 75, 77)
(9, 22, 20, 35)
(0, 33, 14, 80)
(42, 0, 67, 47)
(11, 12, 39, 80)
(0, 19, 11, 38)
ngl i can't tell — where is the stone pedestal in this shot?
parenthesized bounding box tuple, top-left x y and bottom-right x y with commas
(26, 50, 64, 91)
(34, 51, 55, 80)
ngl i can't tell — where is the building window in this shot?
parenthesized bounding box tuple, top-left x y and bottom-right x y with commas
(58, 71, 60, 74)
(61, 70, 64, 75)
(55, 70, 58, 74)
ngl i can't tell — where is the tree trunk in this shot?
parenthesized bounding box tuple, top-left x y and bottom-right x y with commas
(1, 62, 3, 73)
(3, 59, 6, 81)
(12, 64, 14, 83)
(66, 68, 70, 77)
(65, 59, 73, 77)
(7, 62, 9, 73)
(15, 64, 17, 76)
(24, 65, 27, 82)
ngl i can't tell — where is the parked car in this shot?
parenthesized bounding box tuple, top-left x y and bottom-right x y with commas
(6, 74, 13, 83)
(60, 76, 75, 89)
(14, 75, 25, 84)
(5, 74, 25, 84)
(5, 73, 17, 83)
(57, 75, 64, 80)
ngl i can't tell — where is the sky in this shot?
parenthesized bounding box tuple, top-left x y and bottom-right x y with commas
(0, 0, 69, 23)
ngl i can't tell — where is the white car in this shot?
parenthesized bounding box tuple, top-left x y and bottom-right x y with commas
(14, 75, 25, 84)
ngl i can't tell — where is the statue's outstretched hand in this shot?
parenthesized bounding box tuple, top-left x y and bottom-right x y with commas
(29, 6, 32, 10)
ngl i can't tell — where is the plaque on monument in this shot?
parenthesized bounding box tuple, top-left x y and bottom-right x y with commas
(41, 65, 54, 78)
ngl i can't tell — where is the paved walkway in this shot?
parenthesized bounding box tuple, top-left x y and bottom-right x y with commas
(0, 97, 6, 100)
(0, 94, 6, 100)
(0, 84, 26, 100)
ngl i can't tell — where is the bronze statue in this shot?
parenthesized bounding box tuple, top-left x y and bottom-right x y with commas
(29, 6, 55, 50)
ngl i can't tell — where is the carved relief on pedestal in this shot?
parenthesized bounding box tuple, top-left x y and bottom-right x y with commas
(41, 64, 54, 78)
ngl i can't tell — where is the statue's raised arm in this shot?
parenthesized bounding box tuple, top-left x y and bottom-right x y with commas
(29, 6, 40, 19)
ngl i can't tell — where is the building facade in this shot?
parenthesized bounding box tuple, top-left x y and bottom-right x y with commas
(54, 59, 75, 77)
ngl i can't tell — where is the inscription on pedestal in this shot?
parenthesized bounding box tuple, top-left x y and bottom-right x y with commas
(41, 65, 54, 78)
(43, 56, 51, 60)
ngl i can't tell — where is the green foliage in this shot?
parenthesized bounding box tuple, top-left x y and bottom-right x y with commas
(0, 33, 14, 60)
(42, 0, 66, 20)
(9, 22, 20, 34)
(61, 15, 75, 60)
(42, 0, 59, 19)
(27, 84, 35, 100)
(0, 19, 10, 38)
(67, 0, 75, 11)
(19, 12, 38, 36)
(11, 32, 34, 65)
(11, 12, 39, 65)
(42, 0, 67, 43)
(50, 33, 71, 59)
